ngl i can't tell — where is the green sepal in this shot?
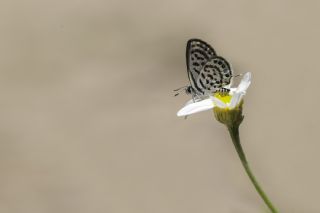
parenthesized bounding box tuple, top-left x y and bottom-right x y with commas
(213, 100, 244, 128)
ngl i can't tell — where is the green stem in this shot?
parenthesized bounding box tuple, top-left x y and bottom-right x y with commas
(227, 125, 279, 213)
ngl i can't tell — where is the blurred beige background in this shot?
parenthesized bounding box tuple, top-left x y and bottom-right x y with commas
(0, 0, 319, 212)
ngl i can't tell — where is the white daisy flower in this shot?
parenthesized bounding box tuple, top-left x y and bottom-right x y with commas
(177, 72, 252, 117)
(175, 71, 279, 212)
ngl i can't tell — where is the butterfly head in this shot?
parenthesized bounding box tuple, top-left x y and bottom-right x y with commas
(174, 85, 193, 97)
(185, 86, 194, 95)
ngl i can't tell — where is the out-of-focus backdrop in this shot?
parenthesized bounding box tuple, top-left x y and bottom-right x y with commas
(0, 0, 319, 212)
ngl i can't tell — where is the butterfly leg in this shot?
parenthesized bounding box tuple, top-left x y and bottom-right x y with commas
(192, 93, 201, 103)
(194, 93, 203, 102)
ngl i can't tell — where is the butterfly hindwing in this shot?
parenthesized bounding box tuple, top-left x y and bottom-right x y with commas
(197, 56, 232, 94)
(186, 39, 216, 94)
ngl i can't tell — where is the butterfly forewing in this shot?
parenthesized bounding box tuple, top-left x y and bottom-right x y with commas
(186, 39, 216, 94)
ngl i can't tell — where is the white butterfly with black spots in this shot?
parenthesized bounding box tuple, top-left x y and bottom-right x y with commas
(184, 38, 233, 99)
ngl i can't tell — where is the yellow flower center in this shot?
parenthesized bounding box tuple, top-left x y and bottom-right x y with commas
(214, 93, 232, 104)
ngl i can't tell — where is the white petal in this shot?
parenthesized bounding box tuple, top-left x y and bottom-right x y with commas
(236, 72, 252, 93)
(184, 99, 195, 106)
(177, 98, 214, 116)
(211, 96, 227, 108)
(229, 92, 242, 108)
(228, 87, 237, 96)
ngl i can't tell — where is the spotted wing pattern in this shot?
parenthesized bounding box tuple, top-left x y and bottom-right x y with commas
(196, 56, 232, 94)
(186, 39, 216, 94)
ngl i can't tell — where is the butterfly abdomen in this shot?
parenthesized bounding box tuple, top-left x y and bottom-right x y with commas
(212, 88, 230, 97)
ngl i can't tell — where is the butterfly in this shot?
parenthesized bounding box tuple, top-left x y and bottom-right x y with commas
(175, 39, 233, 100)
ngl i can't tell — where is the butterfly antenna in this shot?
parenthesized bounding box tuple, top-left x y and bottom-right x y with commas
(232, 73, 243, 78)
(173, 85, 188, 92)
(174, 92, 180, 97)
